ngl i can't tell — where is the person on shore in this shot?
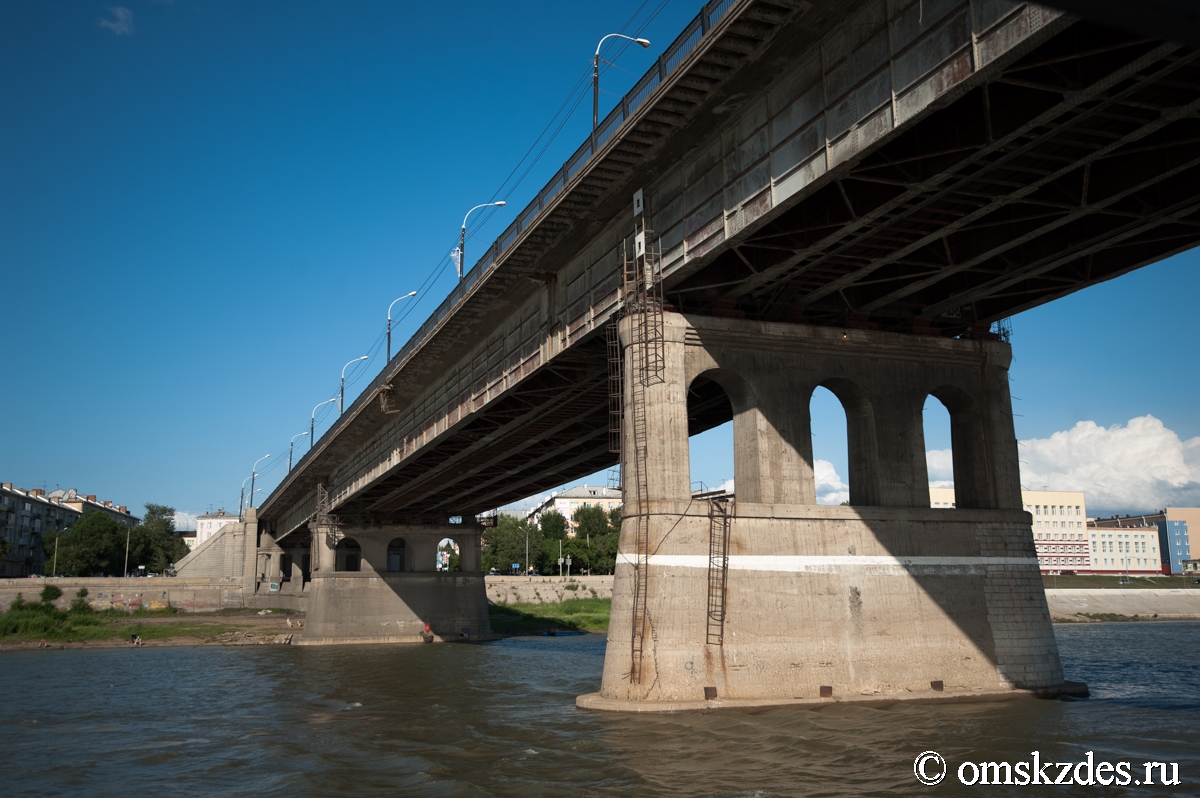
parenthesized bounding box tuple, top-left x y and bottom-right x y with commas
(39, 638, 46, 649)
(421, 623, 434, 643)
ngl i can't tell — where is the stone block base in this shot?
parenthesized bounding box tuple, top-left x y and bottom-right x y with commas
(302, 571, 490, 642)
(577, 681, 1089, 713)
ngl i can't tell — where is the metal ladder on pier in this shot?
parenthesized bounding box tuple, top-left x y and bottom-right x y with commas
(706, 497, 733, 646)
(619, 218, 664, 684)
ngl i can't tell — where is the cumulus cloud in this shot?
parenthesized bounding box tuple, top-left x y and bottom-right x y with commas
(926, 448, 955, 488)
(174, 511, 199, 531)
(1017, 415, 1200, 515)
(98, 7, 134, 35)
(927, 416, 1200, 514)
(816, 459, 848, 505)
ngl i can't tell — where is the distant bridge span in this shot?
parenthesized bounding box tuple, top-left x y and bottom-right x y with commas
(259, 0, 1200, 538)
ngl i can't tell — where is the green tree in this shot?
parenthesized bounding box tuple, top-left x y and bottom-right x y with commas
(538, 510, 568, 540)
(40, 584, 63, 604)
(481, 515, 542, 574)
(438, 540, 461, 572)
(571, 505, 620, 575)
(126, 503, 190, 572)
(43, 511, 124, 576)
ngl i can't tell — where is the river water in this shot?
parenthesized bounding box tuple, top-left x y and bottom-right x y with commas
(1, 622, 1196, 796)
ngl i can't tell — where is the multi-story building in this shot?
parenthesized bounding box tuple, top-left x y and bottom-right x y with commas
(526, 485, 621, 536)
(931, 487, 1095, 573)
(47, 489, 139, 528)
(196, 510, 239, 545)
(1, 484, 143, 576)
(1090, 508, 1197, 574)
(1, 483, 80, 576)
(931, 487, 1181, 575)
(1083, 524, 1163, 575)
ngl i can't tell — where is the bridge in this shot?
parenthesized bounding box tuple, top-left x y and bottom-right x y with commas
(202, 0, 1198, 706)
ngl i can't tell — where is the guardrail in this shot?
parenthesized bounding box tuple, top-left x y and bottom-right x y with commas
(384, 0, 743, 379)
(271, 0, 746, 516)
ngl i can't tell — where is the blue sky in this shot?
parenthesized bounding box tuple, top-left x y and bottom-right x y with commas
(2, 1, 1197, 524)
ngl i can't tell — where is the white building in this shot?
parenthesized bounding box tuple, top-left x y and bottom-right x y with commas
(526, 485, 621, 537)
(196, 510, 239, 545)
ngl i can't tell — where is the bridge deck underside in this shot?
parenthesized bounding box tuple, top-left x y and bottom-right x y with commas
(675, 21, 1200, 329)
(267, 13, 1200, 537)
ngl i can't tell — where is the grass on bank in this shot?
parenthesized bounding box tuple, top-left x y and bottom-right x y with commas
(489, 597, 611, 634)
(0, 588, 257, 643)
(1042, 574, 1200, 590)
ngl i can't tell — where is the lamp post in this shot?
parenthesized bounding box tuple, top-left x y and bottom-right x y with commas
(124, 523, 132, 577)
(239, 475, 253, 517)
(457, 202, 506, 280)
(248, 453, 271, 511)
(288, 432, 309, 473)
(311, 397, 337, 448)
(52, 529, 61, 577)
(593, 33, 651, 130)
(387, 291, 418, 361)
(340, 356, 368, 414)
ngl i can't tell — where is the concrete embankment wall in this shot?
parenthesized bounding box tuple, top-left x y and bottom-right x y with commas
(1046, 589, 1200, 618)
(0, 577, 249, 612)
(485, 575, 613, 605)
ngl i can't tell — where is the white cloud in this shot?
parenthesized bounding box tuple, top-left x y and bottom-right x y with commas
(98, 7, 134, 36)
(816, 459, 848, 505)
(174, 511, 198, 531)
(926, 448, 955, 488)
(1017, 415, 1200, 515)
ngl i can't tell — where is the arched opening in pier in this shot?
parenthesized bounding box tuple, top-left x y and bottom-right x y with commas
(928, 386, 991, 510)
(335, 538, 361, 572)
(924, 395, 955, 509)
(809, 385, 850, 505)
(686, 373, 736, 499)
(387, 538, 406, 572)
(437, 537, 461, 571)
(812, 379, 880, 506)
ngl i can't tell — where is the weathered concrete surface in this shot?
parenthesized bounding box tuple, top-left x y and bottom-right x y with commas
(1047, 588, 1200, 619)
(485, 575, 613, 605)
(578, 682, 1089, 713)
(299, 523, 491, 644)
(0, 577, 250, 613)
(593, 313, 1069, 710)
(299, 573, 492, 645)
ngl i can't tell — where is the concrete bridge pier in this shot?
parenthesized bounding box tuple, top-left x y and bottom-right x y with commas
(580, 312, 1082, 711)
(297, 521, 492, 645)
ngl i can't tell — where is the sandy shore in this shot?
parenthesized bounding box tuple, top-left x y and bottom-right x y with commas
(0, 612, 304, 652)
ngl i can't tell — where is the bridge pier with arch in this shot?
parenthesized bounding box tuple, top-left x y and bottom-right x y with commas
(579, 311, 1077, 710)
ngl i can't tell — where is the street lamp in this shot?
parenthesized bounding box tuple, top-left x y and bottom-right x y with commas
(311, 397, 337, 448)
(341, 356, 368, 414)
(248, 453, 271, 511)
(387, 291, 418, 361)
(288, 431, 309, 473)
(457, 202, 506, 280)
(594, 33, 651, 130)
(239, 475, 253, 517)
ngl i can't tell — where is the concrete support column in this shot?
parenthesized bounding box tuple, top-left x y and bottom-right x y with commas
(313, 524, 337, 573)
(243, 508, 259, 584)
(352, 535, 386, 573)
(748, 374, 814, 504)
(459, 532, 481, 572)
(408, 536, 439, 571)
(872, 392, 932, 508)
(619, 312, 690, 504)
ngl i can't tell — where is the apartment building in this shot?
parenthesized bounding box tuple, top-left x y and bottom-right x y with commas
(526, 485, 621, 536)
(1090, 508, 1197, 574)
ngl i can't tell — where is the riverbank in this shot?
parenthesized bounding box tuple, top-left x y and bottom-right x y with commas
(0, 607, 303, 651)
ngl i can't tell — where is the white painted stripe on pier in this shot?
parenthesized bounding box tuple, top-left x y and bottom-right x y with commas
(615, 553, 1038, 572)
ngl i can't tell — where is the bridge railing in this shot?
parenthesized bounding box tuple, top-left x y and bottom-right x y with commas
(273, 0, 743, 521)
(383, 0, 739, 375)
